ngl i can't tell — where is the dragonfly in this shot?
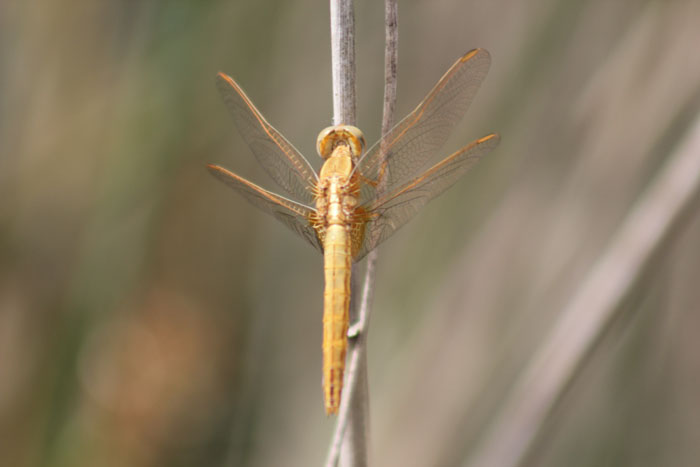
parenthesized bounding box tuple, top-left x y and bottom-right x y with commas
(208, 48, 499, 415)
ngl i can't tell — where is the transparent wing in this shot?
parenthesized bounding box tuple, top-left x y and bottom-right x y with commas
(355, 48, 491, 204)
(207, 164, 322, 253)
(217, 73, 318, 205)
(355, 134, 499, 261)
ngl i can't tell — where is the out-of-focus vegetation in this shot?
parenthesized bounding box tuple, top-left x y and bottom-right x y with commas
(1, 1, 699, 466)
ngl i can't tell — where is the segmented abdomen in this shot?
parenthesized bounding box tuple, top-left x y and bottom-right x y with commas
(322, 222, 352, 415)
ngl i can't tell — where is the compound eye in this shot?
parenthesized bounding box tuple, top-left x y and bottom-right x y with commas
(316, 125, 366, 159)
(316, 126, 336, 159)
(341, 125, 366, 158)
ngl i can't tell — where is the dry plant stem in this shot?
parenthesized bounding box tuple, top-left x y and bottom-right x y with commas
(330, 0, 356, 126)
(325, 1, 398, 467)
(352, 0, 398, 339)
(466, 114, 700, 467)
(381, 0, 398, 136)
(339, 267, 369, 467)
(339, 263, 369, 467)
(325, 0, 362, 466)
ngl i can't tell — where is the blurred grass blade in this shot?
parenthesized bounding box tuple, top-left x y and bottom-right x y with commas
(466, 112, 700, 467)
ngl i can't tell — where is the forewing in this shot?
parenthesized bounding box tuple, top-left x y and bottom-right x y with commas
(207, 164, 322, 253)
(356, 49, 491, 204)
(217, 73, 318, 205)
(355, 134, 499, 260)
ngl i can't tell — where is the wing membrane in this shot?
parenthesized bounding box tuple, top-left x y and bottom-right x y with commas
(217, 73, 318, 205)
(207, 164, 322, 253)
(355, 134, 499, 260)
(356, 49, 491, 204)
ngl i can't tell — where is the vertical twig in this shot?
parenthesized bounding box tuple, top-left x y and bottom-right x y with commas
(356, 0, 397, 340)
(325, 1, 398, 467)
(330, 0, 356, 126)
(466, 114, 700, 467)
(381, 0, 399, 138)
(326, 1, 361, 466)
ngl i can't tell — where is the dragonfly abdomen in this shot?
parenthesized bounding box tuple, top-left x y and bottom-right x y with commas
(322, 221, 352, 414)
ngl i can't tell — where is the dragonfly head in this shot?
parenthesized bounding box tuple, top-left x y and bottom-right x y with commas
(316, 125, 366, 160)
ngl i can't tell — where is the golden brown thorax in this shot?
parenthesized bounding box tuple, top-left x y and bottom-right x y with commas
(314, 125, 366, 258)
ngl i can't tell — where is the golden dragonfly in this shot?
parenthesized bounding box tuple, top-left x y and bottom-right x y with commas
(208, 48, 499, 415)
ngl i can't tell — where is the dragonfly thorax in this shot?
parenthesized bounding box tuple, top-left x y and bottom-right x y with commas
(314, 140, 364, 254)
(316, 165, 359, 222)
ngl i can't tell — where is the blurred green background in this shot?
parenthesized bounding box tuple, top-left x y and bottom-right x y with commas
(2, 1, 700, 466)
